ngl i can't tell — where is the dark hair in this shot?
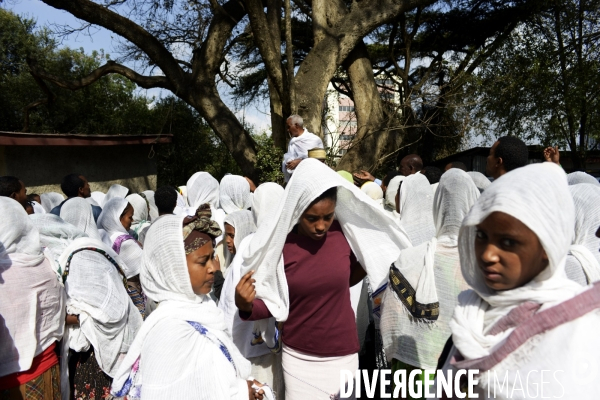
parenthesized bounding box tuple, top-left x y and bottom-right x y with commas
(382, 170, 402, 187)
(0, 176, 22, 197)
(447, 161, 468, 172)
(155, 186, 178, 214)
(496, 136, 528, 172)
(61, 173, 85, 198)
(120, 203, 133, 218)
(312, 186, 338, 205)
(423, 166, 443, 184)
(27, 193, 40, 202)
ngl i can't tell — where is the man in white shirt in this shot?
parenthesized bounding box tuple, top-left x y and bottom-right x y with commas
(282, 114, 324, 182)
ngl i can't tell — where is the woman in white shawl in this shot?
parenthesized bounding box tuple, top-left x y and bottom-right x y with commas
(103, 184, 129, 206)
(125, 193, 152, 244)
(0, 198, 65, 399)
(220, 183, 285, 393)
(564, 183, 600, 285)
(235, 159, 412, 400)
(567, 171, 600, 186)
(396, 172, 436, 246)
(361, 181, 384, 207)
(467, 171, 491, 193)
(142, 190, 160, 221)
(380, 169, 479, 388)
(220, 175, 252, 215)
(60, 197, 104, 242)
(437, 163, 600, 399)
(41, 192, 65, 213)
(223, 210, 256, 277)
(383, 175, 406, 213)
(111, 205, 268, 400)
(98, 198, 146, 318)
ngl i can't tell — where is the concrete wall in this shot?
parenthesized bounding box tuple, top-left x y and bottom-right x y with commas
(0, 144, 157, 194)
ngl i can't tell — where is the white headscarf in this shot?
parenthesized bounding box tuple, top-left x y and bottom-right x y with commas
(241, 159, 412, 325)
(223, 210, 256, 271)
(177, 186, 189, 207)
(219, 175, 252, 214)
(60, 197, 103, 241)
(251, 182, 285, 228)
(98, 198, 142, 277)
(59, 237, 143, 379)
(0, 198, 65, 377)
(187, 172, 220, 209)
(361, 181, 384, 201)
(450, 163, 583, 361)
(143, 190, 159, 221)
(467, 171, 491, 192)
(126, 194, 151, 238)
(567, 171, 600, 186)
(398, 172, 436, 246)
(566, 184, 600, 284)
(40, 192, 64, 212)
(111, 214, 251, 399)
(381, 168, 479, 368)
(384, 175, 406, 212)
(91, 191, 106, 207)
(103, 184, 129, 206)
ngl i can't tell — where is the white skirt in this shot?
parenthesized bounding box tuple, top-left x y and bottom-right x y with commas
(282, 344, 358, 400)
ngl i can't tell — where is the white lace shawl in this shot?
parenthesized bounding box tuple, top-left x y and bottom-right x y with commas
(384, 175, 406, 212)
(398, 172, 436, 246)
(111, 214, 251, 400)
(380, 169, 479, 368)
(467, 171, 491, 192)
(219, 175, 252, 215)
(103, 184, 129, 206)
(450, 163, 584, 361)
(142, 190, 160, 221)
(41, 192, 65, 212)
(567, 171, 600, 186)
(60, 197, 103, 241)
(241, 159, 412, 325)
(0, 198, 65, 377)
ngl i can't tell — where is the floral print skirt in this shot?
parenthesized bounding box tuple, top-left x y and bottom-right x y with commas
(68, 349, 113, 400)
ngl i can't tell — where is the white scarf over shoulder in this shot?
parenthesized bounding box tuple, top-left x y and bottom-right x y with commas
(111, 215, 251, 400)
(241, 159, 412, 325)
(380, 169, 479, 368)
(0, 198, 66, 377)
(450, 163, 584, 361)
(219, 175, 252, 215)
(282, 129, 324, 182)
(398, 172, 436, 246)
(60, 197, 103, 241)
(567, 183, 600, 283)
(41, 192, 65, 212)
(98, 198, 142, 277)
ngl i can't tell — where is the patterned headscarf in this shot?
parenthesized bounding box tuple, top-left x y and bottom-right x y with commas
(182, 203, 222, 255)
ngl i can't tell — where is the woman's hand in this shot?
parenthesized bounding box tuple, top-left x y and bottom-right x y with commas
(235, 271, 256, 313)
(65, 314, 79, 326)
(246, 380, 265, 400)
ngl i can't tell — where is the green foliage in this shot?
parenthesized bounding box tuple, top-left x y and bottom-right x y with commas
(252, 132, 285, 185)
(155, 97, 241, 187)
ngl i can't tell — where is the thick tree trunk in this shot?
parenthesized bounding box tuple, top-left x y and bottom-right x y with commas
(268, 77, 287, 150)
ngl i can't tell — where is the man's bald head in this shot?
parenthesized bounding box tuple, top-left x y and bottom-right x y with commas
(398, 154, 423, 176)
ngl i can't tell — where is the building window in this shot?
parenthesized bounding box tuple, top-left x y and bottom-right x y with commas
(338, 106, 355, 112)
(338, 149, 348, 155)
(340, 134, 354, 141)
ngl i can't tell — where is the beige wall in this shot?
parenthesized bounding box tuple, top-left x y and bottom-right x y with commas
(1, 144, 158, 195)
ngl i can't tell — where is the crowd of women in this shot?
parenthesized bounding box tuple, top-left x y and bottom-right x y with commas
(2, 138, 600, 400)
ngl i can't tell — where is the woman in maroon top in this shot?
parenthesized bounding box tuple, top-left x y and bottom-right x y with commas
(236, 187, 367, 400)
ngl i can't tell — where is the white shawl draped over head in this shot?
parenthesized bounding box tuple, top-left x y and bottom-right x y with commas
(223, 210, 256, 271)
(467, 171, 491, 193)
(0, 197, 66, 377)
(398, 172, 436, 246)
(178, 185, 189, 207)
(361, 181, 384, 202)
(567, 183, 600, 283)
(40, 192, 65, 213)
(384, 175, 406, 212)
(380, 168, 479, 368)
(142, 190, 160, 221)
(252, 182, 285, 227)
(103, 184, 129, 206)
(450, 162, 583, 361)
(186, 172, 226, 240)
(91, 191, 106, 207)
(282, 129, 324, 181)
(219, 175, 252, 215)
(241, 158, 412, 324)
(60, 197, 103, 241)
(112, 214, 251, 399)
(567, 171, 600, 186)
(126, 194, 151, 237)
(59, 237, 143, 379)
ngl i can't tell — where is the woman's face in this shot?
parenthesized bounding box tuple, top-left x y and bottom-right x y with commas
(297, 198, 336, 240)
(475, 211, 548, 291)
(120, 204, 134, 231)
(186, 240, 219, 295)
(225, 223, 236, 254)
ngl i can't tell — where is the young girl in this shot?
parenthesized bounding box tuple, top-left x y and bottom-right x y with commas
(437, 162, 600, 399)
